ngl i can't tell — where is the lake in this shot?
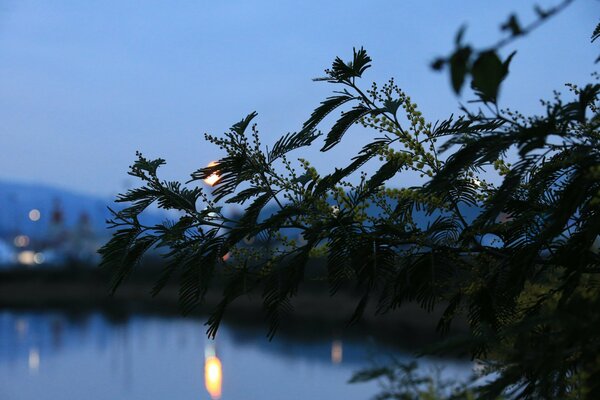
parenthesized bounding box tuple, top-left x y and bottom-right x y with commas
(0, 311, 473, 399)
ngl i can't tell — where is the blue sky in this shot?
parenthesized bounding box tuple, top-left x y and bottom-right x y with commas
(0, 0, 598, 196)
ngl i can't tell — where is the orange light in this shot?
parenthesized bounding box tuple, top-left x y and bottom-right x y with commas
(221, 252, 230, 262)
(203, 161, 221, 186)
(204, 355, 222, 399)
(331, 340, 343, 364)
(18, 251, 36, 265)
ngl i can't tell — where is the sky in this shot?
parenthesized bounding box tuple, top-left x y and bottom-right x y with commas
(0, 0, 598, 197)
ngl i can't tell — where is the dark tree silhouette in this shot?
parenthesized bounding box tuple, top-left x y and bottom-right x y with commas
(100, 3, 600, 398)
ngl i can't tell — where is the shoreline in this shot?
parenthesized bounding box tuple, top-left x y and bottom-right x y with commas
(0, 267, 467, 350)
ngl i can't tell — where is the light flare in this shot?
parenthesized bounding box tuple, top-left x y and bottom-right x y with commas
(29, 209, 41, 221)
(14, 235, 30, 248)
(203, 161, 221, 186)
(18, 251, 36, 265)
(204, 355, 223, 399)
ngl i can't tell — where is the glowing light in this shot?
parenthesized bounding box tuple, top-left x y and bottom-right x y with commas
(28, 348, 40, 372)
(28, 209, 41, 221)
(33, 252, 45, 264)
(221, 252, 230, 262)
(204, 355, 223, 399)
(14, 235, 30, 248)
(472, 179, 482, 187)
(18, 251, 36, 265)
(331, 340, 343, 364)
(203, 161, 221, 186)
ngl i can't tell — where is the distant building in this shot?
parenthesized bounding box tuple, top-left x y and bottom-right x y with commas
(47, 200, 68, 247)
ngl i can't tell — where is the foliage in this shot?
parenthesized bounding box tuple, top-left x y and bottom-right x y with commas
(349, 360, 484, 400)
(431, 0, 576, 99)
(100, 3, 600, 399)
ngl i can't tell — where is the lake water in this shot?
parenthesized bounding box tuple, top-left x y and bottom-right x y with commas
(0, 311, 473, 399)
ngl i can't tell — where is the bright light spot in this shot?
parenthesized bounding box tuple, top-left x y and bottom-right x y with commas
(28, 348, 40, 372)
(472, 179, 482, 187)
(204, 355, 222, 399)
(28, 209, 41, 222)
(34, 252, 45, 264)
(203, 161, 221, 186)
(14, 235, 30, 248)
(18, 251, 36, 265)
(331, 340, 343, 364)
(221, 252, 230, 262)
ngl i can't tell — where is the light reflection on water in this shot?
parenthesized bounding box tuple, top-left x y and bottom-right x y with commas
(204, 343, 222, 399)
(0, 311, 472, 400)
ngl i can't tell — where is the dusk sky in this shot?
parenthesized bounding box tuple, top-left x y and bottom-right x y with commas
(1, 1, 598, 197)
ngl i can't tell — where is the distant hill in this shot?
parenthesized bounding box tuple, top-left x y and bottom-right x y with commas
(0, 180, 170, 240)
(0, 179, 482, 242)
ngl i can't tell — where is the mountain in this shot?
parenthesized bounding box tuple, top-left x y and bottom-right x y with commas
(0, 179, 484, 250)
(0, 180, 169, 240)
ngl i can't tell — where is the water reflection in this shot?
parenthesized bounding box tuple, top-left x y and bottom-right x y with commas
(28, 347, 40, 373)
(0, 311, 473, 400)
(331, 340, 343, 364)
(204, 344, 222, 399)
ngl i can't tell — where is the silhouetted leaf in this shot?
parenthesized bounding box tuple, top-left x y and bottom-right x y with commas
(501, 14, 523, 36)
(471, 51, 507, 103)
(302, 94, 355, 132)
(449, 46, 472, 94)
(321, 105, 382, 151)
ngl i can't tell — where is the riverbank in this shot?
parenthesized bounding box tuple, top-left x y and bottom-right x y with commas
(0, 266, 467, 349)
